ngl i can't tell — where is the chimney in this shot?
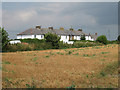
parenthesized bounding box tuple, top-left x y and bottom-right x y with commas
(69, 28, 74, 31)
(78, 29, 82, 32)
(95, 33, 97, 35)
(36, 26, 41, 29)
(49, 27, 53, 30)
(60, 27, 64, 30)
(89, 33, 91, 36)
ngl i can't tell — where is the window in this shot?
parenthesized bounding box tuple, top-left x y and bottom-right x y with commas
(41, 35, 43, 39)
(34, 35, 36, 38)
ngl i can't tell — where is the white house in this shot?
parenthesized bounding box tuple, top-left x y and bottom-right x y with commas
(17, 26, 97, 44)
(9, 40, 21, 44)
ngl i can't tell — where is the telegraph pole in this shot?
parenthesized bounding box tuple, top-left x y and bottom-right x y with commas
(108, 29, 110, 41)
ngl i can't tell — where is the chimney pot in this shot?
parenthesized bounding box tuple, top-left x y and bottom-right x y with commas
(95, 33, 97, 35)
(49, 27, 53, 30)
(36, 26, 41, 29)
(70, 28, 74, 31)
(60, 27, 64, 30)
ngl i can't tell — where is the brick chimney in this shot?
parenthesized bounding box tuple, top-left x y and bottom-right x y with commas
(95, 33, 97, 35)
(60, 27, 64, 30)
(36, 26, 41, 29)
(69, 28, 74, 31)
(89, 33, 91, 36)
(49, 27, 53, 30)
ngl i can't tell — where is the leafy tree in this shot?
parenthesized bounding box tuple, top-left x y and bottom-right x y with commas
(45, 33, 60, 49)
(96, 35, 107, 45)
(80, 34, 86, 40)
(117, 35, 120, 41)
(0, 27, 9, 52)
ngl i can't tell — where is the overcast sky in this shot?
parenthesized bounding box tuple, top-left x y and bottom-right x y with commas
(2, 2, 118, 40)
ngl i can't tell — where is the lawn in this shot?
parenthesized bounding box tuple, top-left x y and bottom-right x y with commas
(1, 44, 118, 88)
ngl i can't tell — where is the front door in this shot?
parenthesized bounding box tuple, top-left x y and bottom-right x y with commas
(72, 35, 74, 40)
(69, 35, 74, 40)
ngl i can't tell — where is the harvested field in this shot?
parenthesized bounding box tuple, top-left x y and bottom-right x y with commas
(2, 44, 118, 88)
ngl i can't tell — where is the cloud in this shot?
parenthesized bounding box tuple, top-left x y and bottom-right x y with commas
(2, 0, 120, 2)
(0, 3, 2, 27)
(2, 2, 118, 40)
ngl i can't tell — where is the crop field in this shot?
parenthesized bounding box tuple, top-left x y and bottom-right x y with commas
(1, 44, 118, 88)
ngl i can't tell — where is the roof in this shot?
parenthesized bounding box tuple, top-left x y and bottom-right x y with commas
(17, 28, 85, 36)
(90, 34, 97, 40)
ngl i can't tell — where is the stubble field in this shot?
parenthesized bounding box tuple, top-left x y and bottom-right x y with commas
(2, 44, 118, 88)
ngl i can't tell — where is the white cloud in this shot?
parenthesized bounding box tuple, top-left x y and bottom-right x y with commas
(18, 10, 37, 22)
(3, 9, 38, 30)
(2, 2, 118, 40)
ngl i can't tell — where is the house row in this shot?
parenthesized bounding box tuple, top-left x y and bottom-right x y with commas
(17, 26, 97, 44)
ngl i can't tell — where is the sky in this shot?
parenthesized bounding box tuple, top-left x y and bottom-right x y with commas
(2, 2, 118, 40)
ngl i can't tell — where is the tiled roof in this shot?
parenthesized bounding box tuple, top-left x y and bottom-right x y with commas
(17, 28, 85, 36)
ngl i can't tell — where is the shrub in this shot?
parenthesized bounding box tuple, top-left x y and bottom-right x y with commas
(59, 41, 72, 49)
(7, 43, 34, 52)
(80, 35, 86, 40)
(96, 35, 107, 45)
(107, 40, 118, 44)
(45, 33, 60, 49)
(20, 38, 45, 44)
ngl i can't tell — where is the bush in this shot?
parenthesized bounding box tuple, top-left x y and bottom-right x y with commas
(59, 41, 72, 49)
(45, 33, 60, 49)
(20, 38, 45, 44)
(7, 43, 34, 52)
(107, 40, 118, 44)
(80, 35, 86, 40)
(96, 35, 107, 45)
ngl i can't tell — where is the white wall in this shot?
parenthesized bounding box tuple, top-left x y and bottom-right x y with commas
(17, 35, 34, 39)
(60, 35, 69, 43)
(76, 36, 81, 40)
(9, 40, 21, 44)
(36, 35, 44, 39)
(85, 36, 94, 41)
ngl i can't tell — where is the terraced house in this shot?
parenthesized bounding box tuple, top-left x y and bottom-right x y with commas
(17, 26, 97, 44)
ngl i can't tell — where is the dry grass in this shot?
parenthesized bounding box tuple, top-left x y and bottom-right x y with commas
(2, 44, 118, 88)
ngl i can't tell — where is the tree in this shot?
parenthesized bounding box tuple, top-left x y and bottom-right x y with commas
(45, 33, 60, 49)
(80, 34, 86, 40)
(0, 27, 9, 52)
(117, 35, 120, 41)
(96, 35, 107, 45)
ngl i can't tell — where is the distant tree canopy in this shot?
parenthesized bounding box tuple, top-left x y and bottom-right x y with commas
(80, 34, 86, 40)
(0, 27, 9, 52)
(96, 35, 107, 45)
(45, 33, 60, 49)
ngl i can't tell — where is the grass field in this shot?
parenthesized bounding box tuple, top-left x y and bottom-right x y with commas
(1, 44, 118, 88)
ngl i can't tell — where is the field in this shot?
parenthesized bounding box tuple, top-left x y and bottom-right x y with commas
(2, 44, 118, 88)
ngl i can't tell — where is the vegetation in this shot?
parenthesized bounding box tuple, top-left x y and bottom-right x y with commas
(117, 35, 120, 42)
(2, 44, 118, 88)
(96, 35, 107, 45)
(4, 32, 118, 52)
(45, 33, 60, 49)
(0, 27, 9, 52)
(80, 34, 86, 40)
